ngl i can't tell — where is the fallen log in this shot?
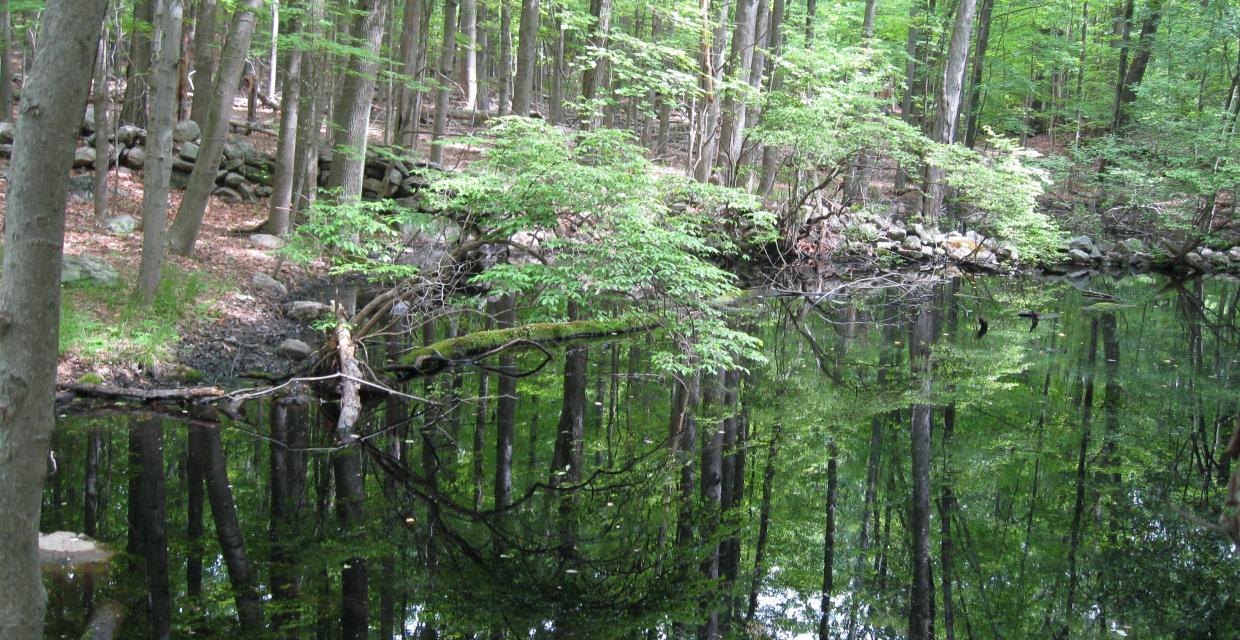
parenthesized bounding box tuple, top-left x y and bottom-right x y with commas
(335, 308, 364, 439)
(390, 315, 657, 378)
(58, 383, 227, 403)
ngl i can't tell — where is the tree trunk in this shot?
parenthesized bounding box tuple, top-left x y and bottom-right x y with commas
(963, 0, 995, 149)
(326, 0, 389, 198)
(430, 0, 459, 164)
(0, 0, 13, 122)
(922, 0, 978, 218)
(1061, 320, 1098, 638)
(460, 0, 478, 108)
(939, 405, 957, 640)
(93, 35, 111, 223)
(511, 0, 539, 115)
(1115, 0, 1162, 128)
(494, 295, 518, 508)
(758, 0, 786, 197)
(745, 423, 782, 623)
(716, 0, 759, 181)
(267, 0, 278, 95)
(200, 418, 264, 629)
(817, 442, 838, 639)
(290, 0, 327, 219)
(167, 0, 263, 256)
(133, 419, 172, 640)
(137, 0, 185, 304)
(0, 2, 106, 635)
(121, 0, 156, 127)
(805, 0, 816, 47)
(498, 0, 513, 115)
(581, 0, 614, 128)
(395, 0, 425, 147)
(475, 3, 490, 115)
(266, 0, 304, 235)
(189, 0, 219, 129)
(1110, 0, 1135, 132)
(908, 306, 935, 640)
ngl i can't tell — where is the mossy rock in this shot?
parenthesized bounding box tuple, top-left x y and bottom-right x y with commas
(75, 372, 105, 385)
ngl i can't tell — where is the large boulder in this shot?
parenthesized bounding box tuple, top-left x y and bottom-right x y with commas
(173, 119, 201, 143)
(284, 300, 330, 322)
(179, 141, 200, 162)
(39, 531, 114, 567)
(73, 146, 96, 168)
(103, 215, 137, 235)
(223, 137, 258, 164)
(116, 124, 145, 146)
(277, 338, 312, 361)
(1067, 235, 1095, 253)
(120, 146, 146, 170)
(62, 254, 120, 286)
(250, 233, 284, 250)
(251, 272, 288, 297)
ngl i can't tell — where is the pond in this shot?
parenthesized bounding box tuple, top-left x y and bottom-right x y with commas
(41, 273, 1240, 639)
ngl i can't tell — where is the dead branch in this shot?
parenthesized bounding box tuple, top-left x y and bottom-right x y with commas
(57, 383, 227, 403)
(335, 306, 364, 440)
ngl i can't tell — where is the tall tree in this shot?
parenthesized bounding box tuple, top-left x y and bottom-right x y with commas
(166, 0, 264, 256)
(1115, 0, 1163, 128)
(716, 0, 759, 181)
(189, 0, 219, 128)
(580, 0, 614, 128)
(511, 0, 539, 115)
(430, 0, 460, 164)
(460, 0, 479, 109)
(395, 0, 426, 147)
(922, 0, 979, 218)
(266, 0, 307, 235)
(963, 0, 995, 148)
(0, 0, 14, 122)
(137, 0, 186, 303)
(0, 1, 108, 634)
(120, 0, 156, 127)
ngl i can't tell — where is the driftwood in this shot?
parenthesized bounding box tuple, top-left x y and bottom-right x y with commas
(58, 383, 227, 403)
(335, 308, 364, 439)
(390, 315, 657, 378)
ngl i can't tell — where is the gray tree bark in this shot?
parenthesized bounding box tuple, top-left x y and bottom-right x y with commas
(0, 0, 14, 122)
(460, 0, 478, 108)
(267, 0, 305, 235)
(580, 0, 613, 128)
(189, 0, 219, 129)
(395, 0, 425, 147)
(716, 0, 759, 181)
(137, 0, 185, 303)
(511, 0, 539, 115)
(498, 0, 513, 114)
(166, 0, 263, 256)
(430, 0, 459, 164)
(93, 35, 112, 223)
(923, 0, 979, 218)
(121, 0, 156, 127)
(0, 1, 107, 635)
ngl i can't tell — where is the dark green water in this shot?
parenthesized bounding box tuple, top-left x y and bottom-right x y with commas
(42, 274, 1240, 639)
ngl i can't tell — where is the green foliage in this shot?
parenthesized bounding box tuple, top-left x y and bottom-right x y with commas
(60, 267, 212, 366)
(282, 194, 428, 281)
(438, 117, 771, 373)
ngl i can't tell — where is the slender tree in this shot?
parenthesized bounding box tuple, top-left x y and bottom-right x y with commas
(0, 2, 108, 634)
(267, 0, 305, 235)
(137, 0, 185, 304)
(0, 0, 14, 122)
(922, 0, 979, 218)
(511, 0, 539, 115)
(189, 0, 219, 128)
(120, 0, 156, 127)
(166, 0, 264, 256)
(430, 0, 460, 164)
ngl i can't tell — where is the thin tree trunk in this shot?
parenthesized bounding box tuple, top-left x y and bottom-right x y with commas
(580, 0, 613, 128)
(758, 0, 786, 197)
(922, 0, 978, 218)
(268, 0, 278, 94)
(0, 0, 13, 122)
(1061, 320, 1099, 638)
(745, 423, 782, 623)
(805, 0, 816, 47)
(137, 0, 185, 304)
(133, 419, 172, 640)
(430, 0, 459, 164)
(266, 0, 304, 235)
(963, 0, 995, 149)
(189, 0, 218, 129)
(1110, 0, 1135, 132)
(716, 0, 759, 181)
(498, 0, 512, 115)
(939, 405, 957, 640)
(166, 0, 264, 256)
(92, 34, 111, 223)
(495, 295, 518, 508)
(460, 0, 478, 108)
(395, 0, 425, 147)
(817, 442, 838, 639)
(511, 0, 539, 115)
(0, 2, 106, 634)
(908, 306, 935, 640)
(121, 0, 156, 127)
(1115, 0, 1162, 128)
(200, 421, 264, 629)
(326, 0, 388, 200)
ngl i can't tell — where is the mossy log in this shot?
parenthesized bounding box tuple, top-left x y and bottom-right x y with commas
(392, 315, 657, 378)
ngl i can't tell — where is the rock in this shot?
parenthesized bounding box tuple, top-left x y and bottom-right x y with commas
(116, 124, 144, 146)
(276, 338, 313, 361)
(103, 215, 137, 235)
(1228, 247, 1240, 262)
(62, 254, 120, 286)
(39, 531, 114, 566)
(1120, 238, 1146, 254)
(222, 172, 248, 189)
(73, 146, 96, 168)
(1185, 252, 1209, 270)
(362, 177, 387, 198)
(901, 235, 923, 251)
(81, 105, 96, 133)
(875, 241, 899, 252)
(887, 226, 907, 241)
(251, 272, 287, 297)
(172, 157, 196, 174)
(223, 138, 258, 163)
(120, 146, 146, 169)
(856, 223, 879, 239)
(1210, 251, 1230, 267)
(944, 236, 980, 261)
(1200, 247, 1215, 259)
(67, 174, 95, 203)
(173, 119, 201, 143)
(179, 142, 200, 162)
(256, 185, 273, 198)
(250, 233, 284, 250)
(920, 246, 935, 259)
(170, 169, 192, 189)
(910, 223, 927, 237)
(0, 121, 14, 144)
(284, 300, 330, 322)
(1068, 248, 1094, 264)
(212, 186, 244, 204)
(1067, 235, 1095, 252)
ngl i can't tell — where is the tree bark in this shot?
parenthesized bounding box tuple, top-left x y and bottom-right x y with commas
(189, 0, 219, 129)
(0, 2, 106, 635)
(757, 0, 786, 197)
(963, 0, 995, 149)
(922, 0, 978, 218)
(908, 306, 935, 640)
(745, 423, 782, 623)
(137, 0, 185, 304)
(494, 295, 518, 508)
(817, 441, 838, 639)
(93, 34, 112, 223)
(121, 0, 156, 127)
(167, 0, 263, 256)
(0, 0, 13, 122)
(430, 0, 459, 164)
(511, 0, 539, 115)
(1062, 319, 1098, 637)
(265, 0, 304, 235)
(716, 0, 759, 181)
(326, 0, 389, 199)
(460, 0, 478, 108)
(580, 0, 614, 128)
(396, 0, 425, 147)
(498, 0, 513, 115)
(1115, 0, 1162, 128)
(199, 423, 265, 629)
